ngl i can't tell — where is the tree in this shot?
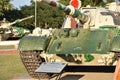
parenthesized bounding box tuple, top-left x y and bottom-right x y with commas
(19, 1, 65, 29)
(81, 0, 114, 7)
(37, 1, 65, 28)
(16, 5, 35, 31)
(0, 0, 13, 16)
(60, 0, 70, 5)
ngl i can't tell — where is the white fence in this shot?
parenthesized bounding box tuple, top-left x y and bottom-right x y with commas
(0, 40, 19, 46)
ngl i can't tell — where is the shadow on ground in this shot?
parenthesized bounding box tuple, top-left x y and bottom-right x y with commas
(59, 74, 84, 80)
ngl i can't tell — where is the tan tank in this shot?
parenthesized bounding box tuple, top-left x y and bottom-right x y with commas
(0, 15, 34, 41)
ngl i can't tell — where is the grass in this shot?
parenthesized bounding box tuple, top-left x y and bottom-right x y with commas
(0, 53, 27, 80)
(0, 45, 15, 49)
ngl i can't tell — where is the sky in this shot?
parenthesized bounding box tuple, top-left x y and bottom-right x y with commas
(10, 0, 31, 9)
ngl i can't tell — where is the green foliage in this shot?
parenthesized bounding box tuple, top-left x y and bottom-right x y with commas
(3, 9, 23, 21)
(19, 1, 65, 29)
(60, 0, 70, 5)
(17, 5, 35, 30)
(81, 0, 114, 7)
(0, 0, 13, 16)
(36, 2, 65, 28)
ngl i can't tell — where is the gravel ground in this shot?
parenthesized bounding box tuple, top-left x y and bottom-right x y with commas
(11, 72, 114, 80)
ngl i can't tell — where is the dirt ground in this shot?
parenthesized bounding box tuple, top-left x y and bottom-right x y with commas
(11, 72, 114, 80)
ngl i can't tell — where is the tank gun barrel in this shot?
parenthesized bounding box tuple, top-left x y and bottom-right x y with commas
(42, 0, 89, 23)
(17, 15, 34, 22)
(10, 15, 34, 26)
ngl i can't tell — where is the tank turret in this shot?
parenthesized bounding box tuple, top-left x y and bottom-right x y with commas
(0, 15, 34, 40)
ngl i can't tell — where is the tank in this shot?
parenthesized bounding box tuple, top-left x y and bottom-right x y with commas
(18, 0, 120, 79)
(0, 15, 34, 41)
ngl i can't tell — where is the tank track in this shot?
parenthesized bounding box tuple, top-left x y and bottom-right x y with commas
(19, 51, 49, 79)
